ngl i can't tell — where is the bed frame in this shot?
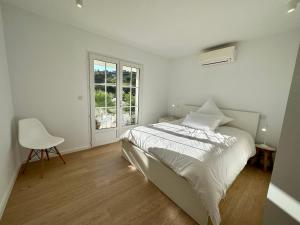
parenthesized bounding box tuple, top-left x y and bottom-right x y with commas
(122, 107, 260, 225)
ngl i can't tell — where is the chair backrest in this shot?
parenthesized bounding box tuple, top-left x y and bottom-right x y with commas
(18, 118, 50, 147)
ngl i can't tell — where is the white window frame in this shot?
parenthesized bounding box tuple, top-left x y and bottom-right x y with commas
(88, 52, 143, 146)
(119, 61, 142, 129)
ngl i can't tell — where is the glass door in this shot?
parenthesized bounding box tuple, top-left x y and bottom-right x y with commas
(118, 62, 141, 135)
(89, 54, 119, 146)
(89, 54, 142, 147)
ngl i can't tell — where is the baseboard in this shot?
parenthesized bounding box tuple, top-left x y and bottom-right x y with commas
(0, 163, 21, 219)
(59, 145, 90, 155)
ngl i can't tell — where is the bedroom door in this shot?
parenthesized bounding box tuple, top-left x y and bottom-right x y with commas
(89, 53, 142, 147)
(89, 54, 119, 146)
(118, 61, 141, 135)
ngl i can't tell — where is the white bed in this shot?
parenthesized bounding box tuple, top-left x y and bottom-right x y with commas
(121, 106, 259, 225)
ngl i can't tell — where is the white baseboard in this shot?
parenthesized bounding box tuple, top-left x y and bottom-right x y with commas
(59, 145, 90, 155)
(0, 163, 21, 219)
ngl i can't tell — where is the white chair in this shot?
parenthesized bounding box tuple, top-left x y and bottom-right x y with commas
(19, 118, 66, 178)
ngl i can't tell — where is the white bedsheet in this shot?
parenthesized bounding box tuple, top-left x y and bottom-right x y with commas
(121, 122, 255, 225)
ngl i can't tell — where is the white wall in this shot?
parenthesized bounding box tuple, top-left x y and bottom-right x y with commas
(0, 4, 20, 218)
(2, 4, 169, 157)
(263, 45, 300, 225)
(2, 3, 299, 157)
(168, 31, 300, 146)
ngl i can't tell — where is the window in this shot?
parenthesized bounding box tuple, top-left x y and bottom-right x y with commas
(90, 53, 142, 142)
(122, 66, 139, 126)
(94, 60, 117, 129)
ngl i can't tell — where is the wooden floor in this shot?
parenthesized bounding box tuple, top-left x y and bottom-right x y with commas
(0, 142, 271, 225)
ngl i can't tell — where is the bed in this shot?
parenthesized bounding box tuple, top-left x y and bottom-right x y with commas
(121, 106, 260, 225)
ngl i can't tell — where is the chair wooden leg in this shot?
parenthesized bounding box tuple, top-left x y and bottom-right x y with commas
(22, 149, 34, 174)
(45, 149, 50, 161)
(40, 150, 44, 178)
(54, 146, 66, 164)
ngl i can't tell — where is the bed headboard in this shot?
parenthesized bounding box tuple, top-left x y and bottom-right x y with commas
(182, 105, 260, 138)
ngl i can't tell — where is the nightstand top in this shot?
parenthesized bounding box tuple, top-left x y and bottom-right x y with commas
(255, 144, 276, 151)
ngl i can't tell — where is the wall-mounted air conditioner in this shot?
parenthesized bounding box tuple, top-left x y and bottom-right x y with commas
(199, 46, 236, 66)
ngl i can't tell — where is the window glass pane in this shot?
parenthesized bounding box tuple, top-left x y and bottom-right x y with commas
(132, 68, 139, 87)
(122, 107, 131, 126)
(122, 87, 130, 107)
(121, 65, 140, 127)
(94, 60, 105, 84)
(95, 107, 116, 129)
(94, 60, 117, 130)
(107, 86, 116, 107)
(131, 107, 138, 124)
(123, 66, 131, 87)
(104, 107, 116, 128)
(131, 88, 136, 106)
(121, 107, 139, 126)
(106, 63, 117, 84)
(95, 85, 106, 107)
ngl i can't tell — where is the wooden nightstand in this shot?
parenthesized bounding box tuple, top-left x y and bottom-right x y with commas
(255, 144, 276, 172)
(159, 115, 180, 123)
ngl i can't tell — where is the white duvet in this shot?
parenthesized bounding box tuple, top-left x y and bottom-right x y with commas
(122, 122, 255, 225)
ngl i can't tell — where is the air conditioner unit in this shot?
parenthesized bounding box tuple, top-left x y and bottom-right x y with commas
(199, 46, 236, 66)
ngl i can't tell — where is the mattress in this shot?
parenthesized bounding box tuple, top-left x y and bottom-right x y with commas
(121, 121, 255, 225)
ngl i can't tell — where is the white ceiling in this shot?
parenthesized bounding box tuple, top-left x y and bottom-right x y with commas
(2, 0, 300, 58)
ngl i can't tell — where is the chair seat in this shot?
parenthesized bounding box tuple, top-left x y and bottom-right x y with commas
(21, 135, 64, 150)
(19, 118, 65, 150)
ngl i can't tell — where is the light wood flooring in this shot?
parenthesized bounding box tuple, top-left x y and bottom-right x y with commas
(0, 142, 271, 225)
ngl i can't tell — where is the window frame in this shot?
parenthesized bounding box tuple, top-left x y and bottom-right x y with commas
(93, 60, 118, 129)
(88, 53, 143, 140)
(120, 61, 142, 128)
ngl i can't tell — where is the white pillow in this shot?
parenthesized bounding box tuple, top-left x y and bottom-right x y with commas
(197, 99, 233, 126)
(181, 112, 222, 131)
